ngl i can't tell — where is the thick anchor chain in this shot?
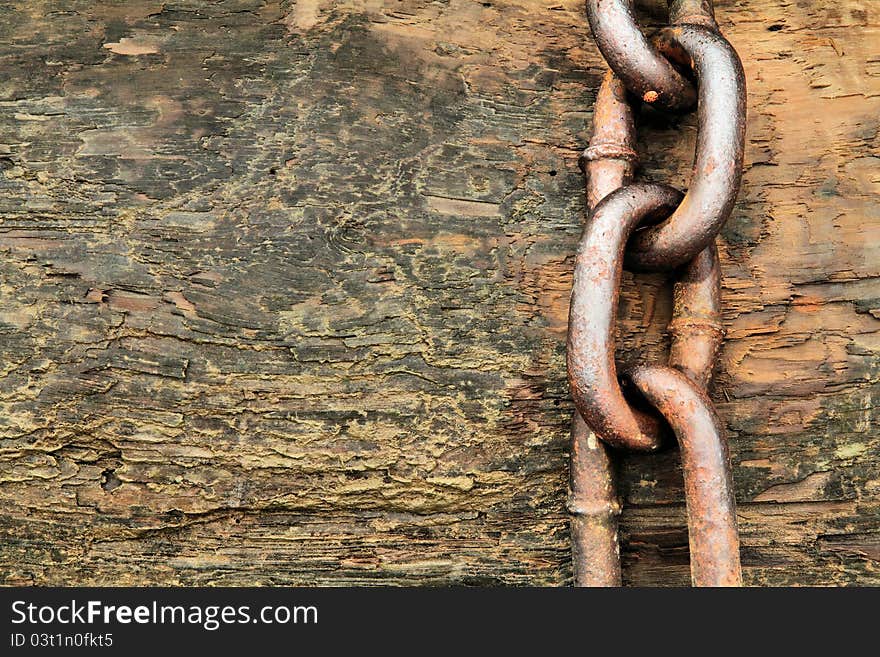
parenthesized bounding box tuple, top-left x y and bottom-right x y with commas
(568, 0, 746, 586)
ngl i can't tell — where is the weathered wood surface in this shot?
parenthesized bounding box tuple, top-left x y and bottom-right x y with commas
(0, 0, 877, 586)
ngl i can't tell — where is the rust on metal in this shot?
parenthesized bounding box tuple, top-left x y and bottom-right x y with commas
(627, 365, 742, 587)
(569, 413, 621, 586)
(568, 0, 746, 587)
(668, 0, 717, 29)
(579, 70, 638, 211)
(625, 25, 746, 272)
(567, 183, 682, 452)
(569, 68, 635, 586)
(585, 0, 696, 111)
(668, 243, 724, 388)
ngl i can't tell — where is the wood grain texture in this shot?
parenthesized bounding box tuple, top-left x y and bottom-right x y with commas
(0, 0, 877, 586)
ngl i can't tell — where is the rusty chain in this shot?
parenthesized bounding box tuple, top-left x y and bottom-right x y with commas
(567, 0, 745, 586)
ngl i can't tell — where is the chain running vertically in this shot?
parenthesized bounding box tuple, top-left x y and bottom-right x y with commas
(567, 0, 746, 586)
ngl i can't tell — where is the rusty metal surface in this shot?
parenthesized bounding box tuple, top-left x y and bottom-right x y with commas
(625, 26, 746, 272)
(567, 183, 682, 452)
(568, 69, 634, 586)
(668, 0, 717, 28)
(579, 70, 638, 211)
(627, 365, 742, 586)
(668, 243, 723, 388)
(568, 0, 747, 587)
(585, 0, 696, 111)
(569, 413, 621, 586)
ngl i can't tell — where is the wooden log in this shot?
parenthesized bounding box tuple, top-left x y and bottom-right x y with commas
(0, 0, 877, 586)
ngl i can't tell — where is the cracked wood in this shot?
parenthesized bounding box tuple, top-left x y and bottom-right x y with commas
(0, 0, 877, 585)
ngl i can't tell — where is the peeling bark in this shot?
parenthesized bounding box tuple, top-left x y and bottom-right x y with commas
(0, 0, 877, 586)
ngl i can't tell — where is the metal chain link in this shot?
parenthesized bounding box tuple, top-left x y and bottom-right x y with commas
(568, 0, 746, 587)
